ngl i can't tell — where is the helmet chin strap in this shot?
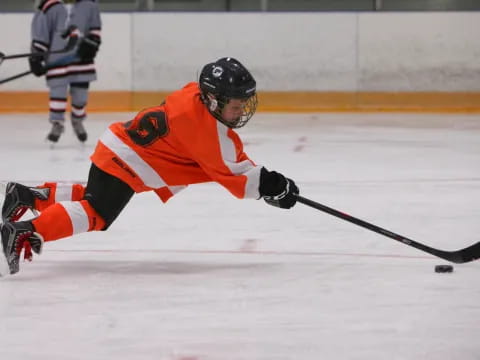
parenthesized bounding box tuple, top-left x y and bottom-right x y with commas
(209, 99, 218, 112)
(207, 96, 235, 127)
(206, 93, 218, 111)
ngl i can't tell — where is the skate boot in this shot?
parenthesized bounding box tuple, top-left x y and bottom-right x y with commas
(2, 182, 50, 222)
(47, 121, 64, 143)
(0, 221, 44, 276)
(72, 118, 87, 142)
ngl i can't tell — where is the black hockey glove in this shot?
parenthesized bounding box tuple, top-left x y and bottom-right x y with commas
(28, 54, 46, 76)
(259, 167, 299, 209)
(77, 34, 101, 62)
(62, 25, 80, 51)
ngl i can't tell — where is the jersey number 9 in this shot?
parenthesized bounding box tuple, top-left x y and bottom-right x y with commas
(126, 111, 169, 146)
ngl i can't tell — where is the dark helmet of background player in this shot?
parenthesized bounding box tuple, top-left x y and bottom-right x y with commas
(199, 57, 258, 129)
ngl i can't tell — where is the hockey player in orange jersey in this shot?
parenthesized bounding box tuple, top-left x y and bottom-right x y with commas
(0, 57, 299, 276)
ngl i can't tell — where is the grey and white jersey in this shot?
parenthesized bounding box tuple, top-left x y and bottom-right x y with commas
(31, 0, 68, 57)
(31, 0, 102, 86)
(69, 0, 102, 39)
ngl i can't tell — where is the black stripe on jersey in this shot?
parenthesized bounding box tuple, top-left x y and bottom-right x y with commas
(39, 0, 62, 13)
(59, 60, 96, 67)
(76, 60, 96, 66)
(37, 0, 48, 10)
(50, 97, 67, 102)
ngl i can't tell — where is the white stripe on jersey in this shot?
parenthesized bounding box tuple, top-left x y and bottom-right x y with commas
(33, 42, 48, 52)
(47, 63, 95, 76)
(169, 185, 186, 195)
(59, 201, 89, 234)
(55, 184, 73, 202)
(216, 122, 261, 199)
(99, 128, 168, 189)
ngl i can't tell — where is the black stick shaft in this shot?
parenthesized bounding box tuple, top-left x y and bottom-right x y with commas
(0, 39, 78, 63)
(2, 52, 45, 60)
(0, 52, 79, 85)
(0, 71, 32, 85)
(296, 195, 480, 264)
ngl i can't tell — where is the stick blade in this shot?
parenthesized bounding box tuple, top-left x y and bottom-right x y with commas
(440, 241, 480, 264)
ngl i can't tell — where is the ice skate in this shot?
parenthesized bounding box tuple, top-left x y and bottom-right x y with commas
(0, 221, 44, 276)
(2, 182, 49, 222)
(72, 118, 88, 142)
(46, 121, 65, 143)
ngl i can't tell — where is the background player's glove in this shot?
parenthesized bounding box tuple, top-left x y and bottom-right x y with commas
(259, 167, 299, 209)
(28, 54, 46, 76)
(77, 34, 101, 62)
(62, 25, 80, 51)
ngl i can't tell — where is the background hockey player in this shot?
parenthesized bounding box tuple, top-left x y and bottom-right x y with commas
(0, 57, 299, 276)
(29, 0, 102, 143)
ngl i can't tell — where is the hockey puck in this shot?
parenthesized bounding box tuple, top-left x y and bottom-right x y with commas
(434, 265, 454, 273)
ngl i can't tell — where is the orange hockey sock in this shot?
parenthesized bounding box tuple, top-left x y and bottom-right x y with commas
(34, 182, 86, 212)
(32, 200, 105, 242)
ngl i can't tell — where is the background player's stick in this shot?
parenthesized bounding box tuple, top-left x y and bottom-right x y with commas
(296, 194, 480, 264)
(0, 50, 53, 64)
(0, 70, 32, 85)
(0, 27, 79, 66)
(0, 44, 76, 66)
(0, 30, 82, 85)
(0, 53, 80, 85)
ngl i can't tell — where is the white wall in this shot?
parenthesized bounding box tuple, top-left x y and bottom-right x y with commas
(132, 13, 357, 91)
(0, 14, 34, 91)
(359, 12, 480, 91)
(1, 12, 479, 91)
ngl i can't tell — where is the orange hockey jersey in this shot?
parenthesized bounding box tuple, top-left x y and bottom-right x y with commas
(90, 82, 262, 202)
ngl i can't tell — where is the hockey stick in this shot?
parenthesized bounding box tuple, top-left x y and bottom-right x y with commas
(0, 53, 81, 85)
(0, 27, 79, 66)
(0, 46, 75, 66)
(0, 50, 49, 64)
(0, 27, 82, 84)
(296, 195, 480, 264)
(0, 70, 32, 85)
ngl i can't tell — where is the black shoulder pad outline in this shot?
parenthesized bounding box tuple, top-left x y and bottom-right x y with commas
(38, 0, 62, 13)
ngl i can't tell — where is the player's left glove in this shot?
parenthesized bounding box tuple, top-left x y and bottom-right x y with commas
(28, 53, 46, 76)
(259, 167, 299, 209)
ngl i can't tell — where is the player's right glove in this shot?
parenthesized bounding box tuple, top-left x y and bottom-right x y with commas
(62, 25, 81, 51)
(77, 34, 101, 62)
(259, 167, 299, 209)
(28, 53, 46, 76)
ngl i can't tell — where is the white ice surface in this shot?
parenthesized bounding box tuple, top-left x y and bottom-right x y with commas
(0, 112, 479, 360)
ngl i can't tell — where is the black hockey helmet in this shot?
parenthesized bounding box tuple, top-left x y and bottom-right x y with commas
(199, 57, 257, 129)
